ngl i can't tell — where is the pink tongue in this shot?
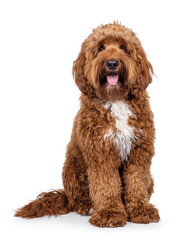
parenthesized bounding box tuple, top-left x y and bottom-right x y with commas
(106, 75, 119, 86)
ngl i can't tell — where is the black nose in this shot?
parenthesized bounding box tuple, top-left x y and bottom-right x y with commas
(106, 59, 119, 70)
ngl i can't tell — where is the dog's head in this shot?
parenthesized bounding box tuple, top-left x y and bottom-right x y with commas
(73, 22, 153, 101)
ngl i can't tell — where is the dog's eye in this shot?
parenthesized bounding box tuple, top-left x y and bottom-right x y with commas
(98, 45, 105, 52)
(120, 45, 127, 51)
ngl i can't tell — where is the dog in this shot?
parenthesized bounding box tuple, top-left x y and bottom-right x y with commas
(15, 22, 160, 227)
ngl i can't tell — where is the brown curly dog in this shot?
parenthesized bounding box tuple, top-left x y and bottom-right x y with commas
(15, 22, 160, 228)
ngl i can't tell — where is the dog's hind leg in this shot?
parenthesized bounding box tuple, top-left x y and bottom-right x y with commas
(15, 141, 91, 218)
(147, 174, 154, 200)
(62, 143, 92, 215)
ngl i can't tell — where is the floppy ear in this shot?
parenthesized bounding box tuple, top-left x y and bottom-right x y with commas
(130, 47, 153, 95)
(72, 47, 94, 94)
(72, 48, 86, 93)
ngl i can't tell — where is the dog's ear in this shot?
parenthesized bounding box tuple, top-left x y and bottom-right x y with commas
(72, 48, 89, 93)
(129, 47, 153, 95)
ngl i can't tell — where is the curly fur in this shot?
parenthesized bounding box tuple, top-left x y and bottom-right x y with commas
(15, 190, 69, 218)
(104, 101, 136, 161)
(15, 22, 160, 227)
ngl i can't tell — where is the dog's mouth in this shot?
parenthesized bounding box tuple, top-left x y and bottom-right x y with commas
(106, 74, 119, 86)
(100, 73, 124, 86)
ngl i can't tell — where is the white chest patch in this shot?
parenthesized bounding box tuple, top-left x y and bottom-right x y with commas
(104, 101, 136, 162)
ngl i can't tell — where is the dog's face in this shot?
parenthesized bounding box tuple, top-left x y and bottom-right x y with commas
(73, 23, 153, 101)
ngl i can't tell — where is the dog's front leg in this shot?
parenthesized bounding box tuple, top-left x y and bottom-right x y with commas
(123, 147, 160, 224)
(86, 149, 127, 228)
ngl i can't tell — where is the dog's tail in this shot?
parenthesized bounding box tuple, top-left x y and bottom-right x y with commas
(15, 189, 69, 218)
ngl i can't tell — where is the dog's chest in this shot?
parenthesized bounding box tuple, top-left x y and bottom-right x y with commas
(104, 101, 135, 162)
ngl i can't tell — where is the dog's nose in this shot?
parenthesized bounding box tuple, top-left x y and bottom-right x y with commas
(106, 59, 119, 70)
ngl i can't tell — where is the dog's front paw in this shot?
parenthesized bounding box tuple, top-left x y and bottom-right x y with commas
(127, 203, 160, 224)
(89, 209, 127, 228)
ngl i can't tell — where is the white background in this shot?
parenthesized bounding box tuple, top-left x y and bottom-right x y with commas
(0, 0, 192, 239)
